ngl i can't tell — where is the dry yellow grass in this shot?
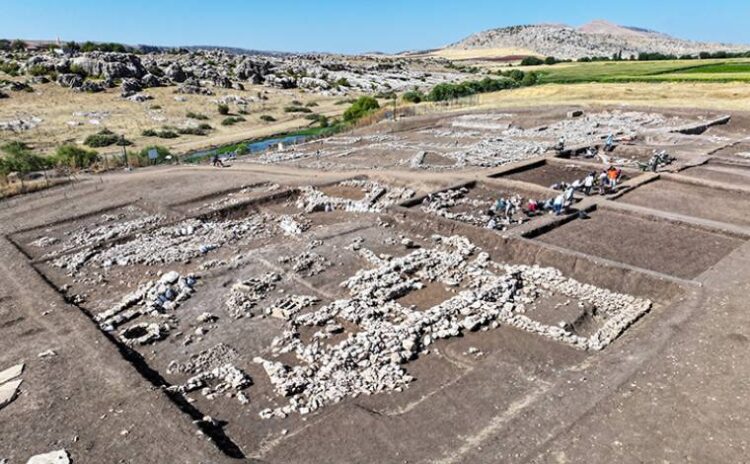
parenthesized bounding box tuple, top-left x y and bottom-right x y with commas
(472, 82, 750, 112)
(0, 81, 347, 157)
(424, 47, 539, 61)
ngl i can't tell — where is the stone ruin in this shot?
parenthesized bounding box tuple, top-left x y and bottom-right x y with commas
(54, 214, 270, 274)
(278, 214, 311, 236)
(253, 235, 651, 417)
(167, 364, 252, 403)
(31, 208, 165, 260)
(94, 270, 197, 345)
(295, 179, 415, 213)
(420, 187, 526, 230)
(224, 272, 281, 319)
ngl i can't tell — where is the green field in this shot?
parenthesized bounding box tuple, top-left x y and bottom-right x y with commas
(534, 58, 750, 84)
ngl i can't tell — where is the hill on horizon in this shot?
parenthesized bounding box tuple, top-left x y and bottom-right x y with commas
(439, 19, 750, 60)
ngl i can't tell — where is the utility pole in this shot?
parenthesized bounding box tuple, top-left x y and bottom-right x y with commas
(120, 135, 130, 170)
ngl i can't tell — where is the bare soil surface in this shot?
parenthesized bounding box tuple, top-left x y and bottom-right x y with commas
(535, 209, 742, 279)
(619, 178, 750, 228)
(3, 105, 750, 464)
(504, 162, 596, 187)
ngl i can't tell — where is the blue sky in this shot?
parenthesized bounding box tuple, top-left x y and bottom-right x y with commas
(1, 0, 749, 54)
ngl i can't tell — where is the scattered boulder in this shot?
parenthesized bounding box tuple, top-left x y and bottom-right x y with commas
(57, 73, 83, 89)
(26, 449, 70, 464)
(120, 78, 142, 98)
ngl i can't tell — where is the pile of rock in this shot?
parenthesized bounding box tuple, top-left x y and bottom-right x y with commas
(278, 251, 330, 277)
(167, 363, 252, 402)
(278, 214, 311, 236)
(295, 180, 414, 213)
(224, 272, 281, 319)
(95, 270, 197, 337)
(36, 209, 165, 260)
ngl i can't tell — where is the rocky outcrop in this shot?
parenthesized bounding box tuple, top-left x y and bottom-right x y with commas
(448, 21, 750, 60)
(70, 52, 147, 79)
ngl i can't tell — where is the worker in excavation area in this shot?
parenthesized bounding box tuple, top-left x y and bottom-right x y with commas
(583, 172, 595, 195)
(553, 193, 565, 215)
(598, 170, 608, 194)
(607, 166, 619, 192)
(556, 136, 566, 152)
(605, 133, 614, 151)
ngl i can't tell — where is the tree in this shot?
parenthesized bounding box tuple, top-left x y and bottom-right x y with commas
(402, 90, 425, 103)
(521, 71, 539, 87)
(543, 56, 558, 65)
(520, 56, 544, 66)
(343, 96, 380, 122)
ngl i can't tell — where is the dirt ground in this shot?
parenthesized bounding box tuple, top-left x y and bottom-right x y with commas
(534, 208, 743, 279)
(619, 178, 750, 228)
(2, 104, 750, 464)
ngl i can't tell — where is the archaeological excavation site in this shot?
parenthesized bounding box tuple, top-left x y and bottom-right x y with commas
(2, 104, 750, 463)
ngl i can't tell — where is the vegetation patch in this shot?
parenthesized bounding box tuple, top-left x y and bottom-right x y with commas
(221, 116, 246, 126)
(84, 129, 130, 148)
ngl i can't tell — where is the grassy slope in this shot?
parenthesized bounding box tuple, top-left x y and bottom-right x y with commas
(531, 58, 750, 84)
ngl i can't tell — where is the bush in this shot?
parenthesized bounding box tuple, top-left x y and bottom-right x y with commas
(544, 56, 558, 65)
(343, 96, 380, 122)
(84, 129, 128, 148)
(69, 64, 89, 77)
(157, 129, 179, 139)
(217, 103, 230, 115)
(177, 125, 212, 136)
(402, 90, 425, 103)
(186, 111, 209, 120)
(305, 101, 318, 107)
(0, 142, 53, 176)
(54, 144, 99, 169)
(260, 115, 276, 123)
(291, 100, 303, 106)
(141, 129, 158, 137)
(26, 65, 51, 77)
(0, 61, 20, 76)
(221, 116, 246, 126)
(284, 105, 313, 113)
(521, 71, 539, 86)
(520, 56, 544, 66)
(335, 77, 350, 87)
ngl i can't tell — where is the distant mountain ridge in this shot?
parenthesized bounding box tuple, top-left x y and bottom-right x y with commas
(447, 20, 750, 59)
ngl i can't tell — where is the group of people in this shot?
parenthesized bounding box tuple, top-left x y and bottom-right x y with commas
(640, 150, 674, 172)
(552, 165, 623, 199)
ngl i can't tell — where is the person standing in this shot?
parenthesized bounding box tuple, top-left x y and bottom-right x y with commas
(583, 172, 595, 195)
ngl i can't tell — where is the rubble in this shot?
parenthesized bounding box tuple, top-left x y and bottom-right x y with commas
(224, 273, 281, 319)
(55, 214, 270, 273)
(269, 295, 320, 320)
(94, 271, 197, 337)
(420, 187, 525, 230)
(278, 251, 330, 277)
(295, 180, 414, 213)
(168, 343, 239, 375)
(38, 209, 165, 260)
(278, 215, 311, 236)
(255, 235, 651, 416)
(168, 364, 252, 402)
